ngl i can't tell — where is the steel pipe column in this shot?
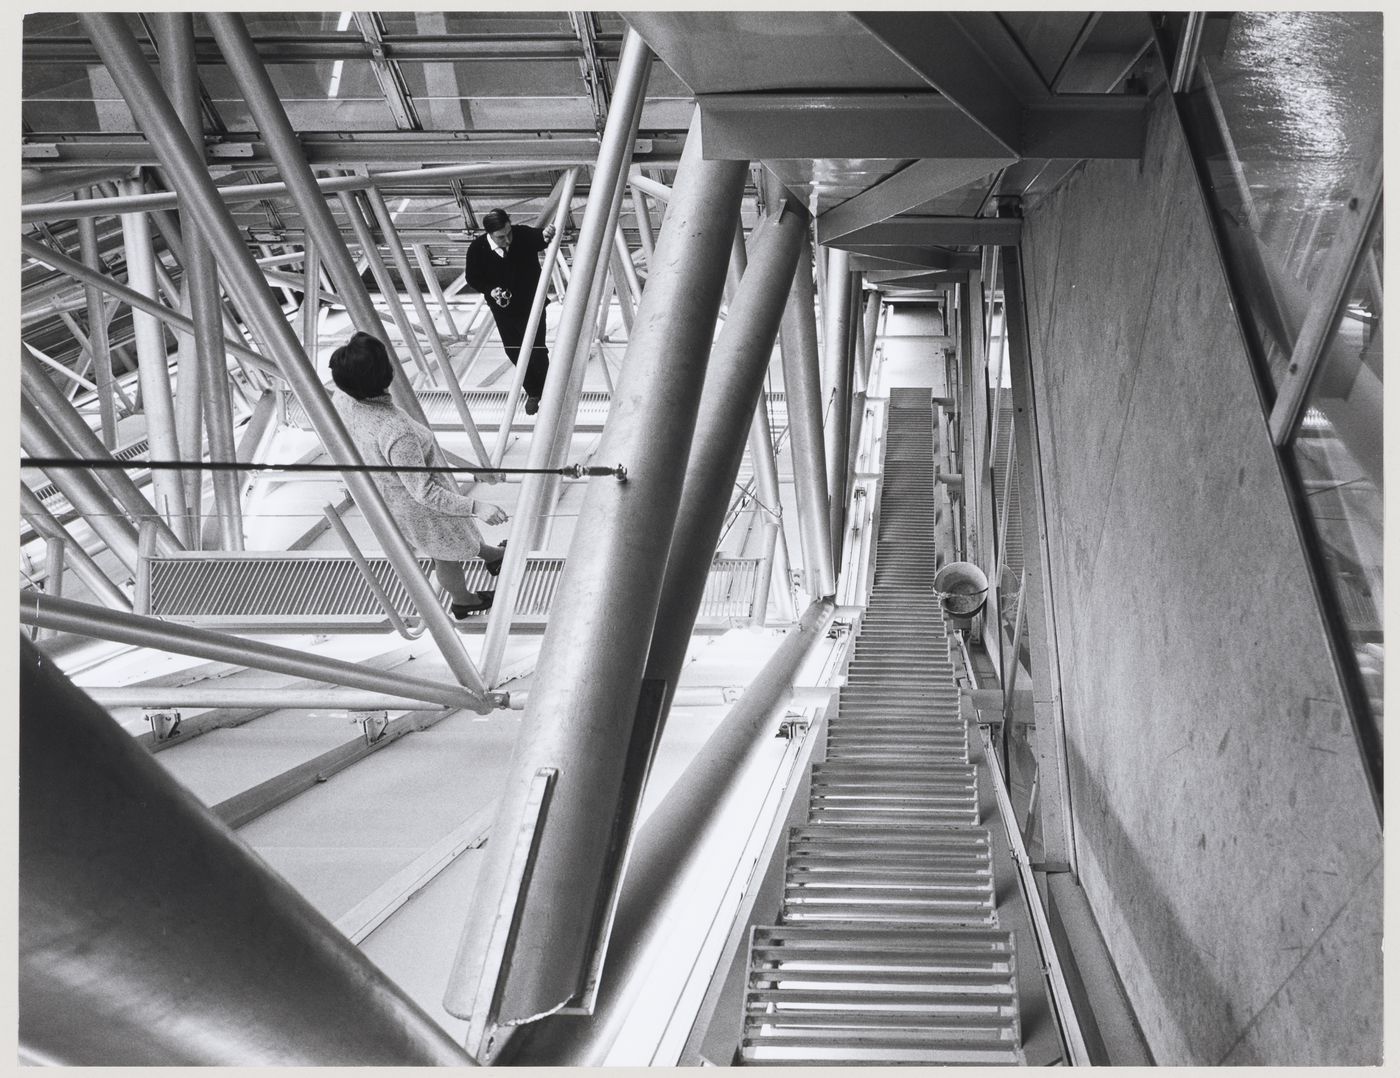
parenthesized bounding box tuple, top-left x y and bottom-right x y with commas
(777, 231, 836, 598)
(502, 598, 838, 1065)
(75, 201, 118, 448)
(80, 13, 487, 697)
(18, 637, 473, 1066)
(635, 202, 804, 722)
(205, 13, 430, 428)
(118, 178, 190, 544)
(823, 256, 854, 560)
(444, 117, 748, 1051)
(479, 29, 652, 681)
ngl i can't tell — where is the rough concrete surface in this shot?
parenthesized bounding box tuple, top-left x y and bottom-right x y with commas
(1017, 93, 1381, 1065)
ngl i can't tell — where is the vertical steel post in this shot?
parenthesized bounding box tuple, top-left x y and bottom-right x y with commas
(20, 351, 184, 555)
(75, 200, 118, 448)
(778, 231, 836, 598)
(21, 482, 133, 611)
(364, 184, 493, 464)
(204, 13, 430, 427)
(613, 228, 644, 309)
(81, 12, 487, 697)
(118, 178, 190, 544)
(479, 31, 652, 680)
(21, 409, 142, 574)
(1001, 234, 1075, 871)
(18, 637, 475, 1066)
(444, 117, 747, 1051)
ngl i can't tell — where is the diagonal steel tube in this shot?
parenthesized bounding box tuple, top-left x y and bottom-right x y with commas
(75, 203, 118, 448)
(444, 109, 748, 1052)
(479, 30, 652, 683)
(205, 13, 430, 427)
(21, 482, 132, 611)
(20, 592, 487, 711)
(80, 12, 486, 696)
(492, 167, 579, 465)
(21, 351, 184, 555)
(18, 637, 476, 1066)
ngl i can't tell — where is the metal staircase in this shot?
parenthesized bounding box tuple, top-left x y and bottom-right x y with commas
(738, 388, 1024, 1066)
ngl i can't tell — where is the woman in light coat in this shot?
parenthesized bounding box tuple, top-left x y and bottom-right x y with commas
(330, 332, 507, 617)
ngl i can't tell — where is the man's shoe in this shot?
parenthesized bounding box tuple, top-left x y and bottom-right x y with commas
(524, 395, 540, 416)
(486, 540, 507, 577)
(451, 590, 495, 619)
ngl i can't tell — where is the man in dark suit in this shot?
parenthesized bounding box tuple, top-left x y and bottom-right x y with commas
(464, 208, 557, 415)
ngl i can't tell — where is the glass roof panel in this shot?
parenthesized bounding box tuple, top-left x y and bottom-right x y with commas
(397, 59, 586, 98)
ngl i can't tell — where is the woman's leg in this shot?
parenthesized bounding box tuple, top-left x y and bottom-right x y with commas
(433, 558, 474, 605)
(479, 542, 505, 567)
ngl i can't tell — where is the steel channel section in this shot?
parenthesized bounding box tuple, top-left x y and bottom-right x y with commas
(205, 14, 431, 429)
(20, 350, 184, 556)
(21, 409, 142, 574)
(502, 598, 837, 1066)
(999, 238, 1076, 872)
(20, 483, 132, 611)
(17, 638, 474, 1066)
(444, 121, 747, 1044)
(492, 168, 580, 464)
(20, 593, 482, 710)
(75, 204, 118, 447)
(117, 178, 190, 546)
(479, 30, 652, 682)
(778, 230, 836, 599)
(80, 13, 487, 699)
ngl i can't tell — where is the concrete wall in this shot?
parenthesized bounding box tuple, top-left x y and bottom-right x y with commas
(1017, 93, 1381, 1065)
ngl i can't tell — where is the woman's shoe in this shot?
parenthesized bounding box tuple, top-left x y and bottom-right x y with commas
(486, 540, 507, 577)
(451, 590, 495, 619)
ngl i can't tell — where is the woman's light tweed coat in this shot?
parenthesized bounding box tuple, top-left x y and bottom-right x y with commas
(335, 393, 484, 560)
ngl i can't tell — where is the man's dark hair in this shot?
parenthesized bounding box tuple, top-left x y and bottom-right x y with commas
(482, 208, 510, 233)
(329, 331, 394, 400)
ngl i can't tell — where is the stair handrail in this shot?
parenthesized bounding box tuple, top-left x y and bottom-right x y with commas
(957, 632, 1093, 1066)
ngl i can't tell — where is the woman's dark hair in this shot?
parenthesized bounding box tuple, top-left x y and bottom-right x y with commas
(329, 331, 394, 399)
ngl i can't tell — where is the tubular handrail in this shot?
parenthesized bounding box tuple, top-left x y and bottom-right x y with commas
(957, 632, 1092, 1066)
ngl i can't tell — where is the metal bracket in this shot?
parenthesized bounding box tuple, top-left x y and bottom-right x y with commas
(145, 709, 182, 741)
(358, 711, 389, 745)
(776, 717, 809, 740)
(486, 691, 511, 710)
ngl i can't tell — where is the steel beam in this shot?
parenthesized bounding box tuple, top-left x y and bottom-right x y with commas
(18, 637, 474, 1067)
(75, 203, 119, 447)
(412, 242, 460, 337)
(826, 215, 1023, 248)
(81, 12, 488, 698)
(444, 106, 747, 1055)
(853, 12, 1028, 155)
(87, 687, 452, 711)
(479, 31, 653, 682)
(818, 158, 1016, 243)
